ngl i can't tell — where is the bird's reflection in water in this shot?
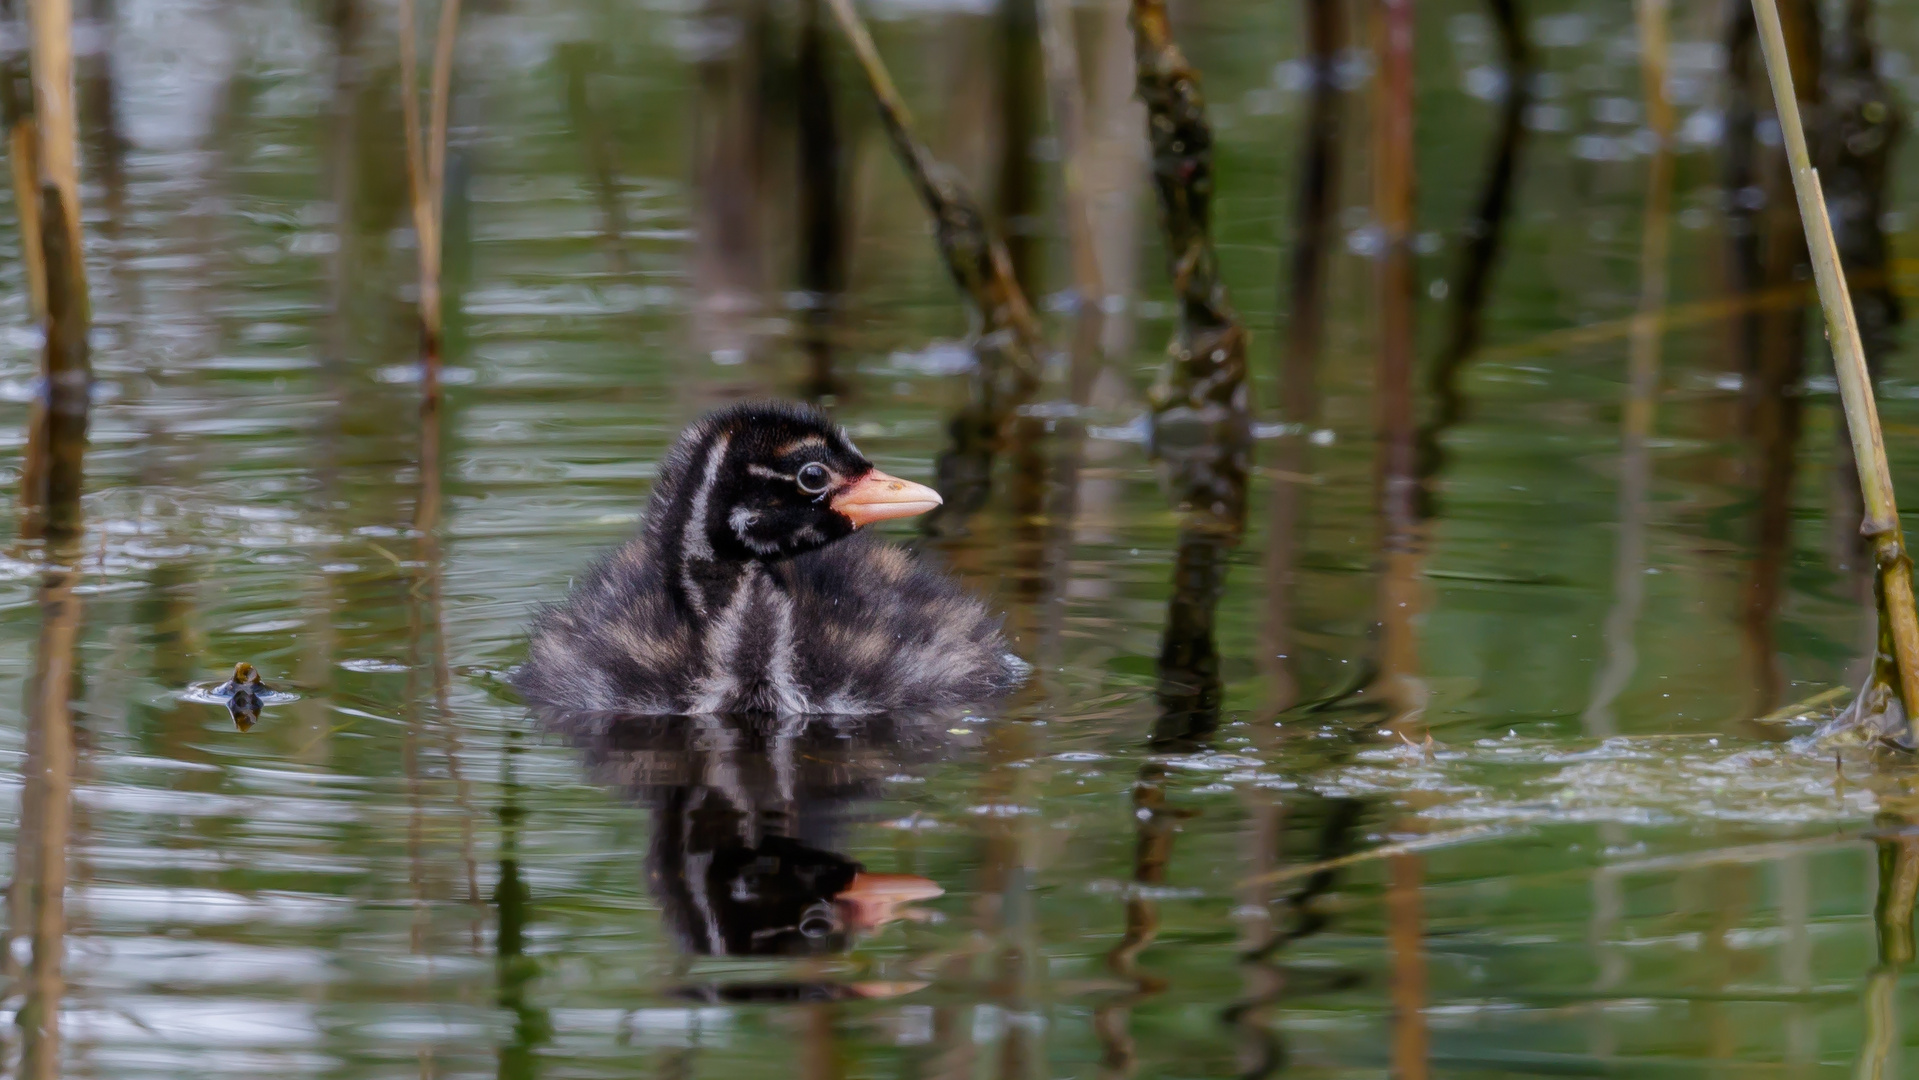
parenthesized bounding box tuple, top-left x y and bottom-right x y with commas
(549, 710, 950, 1001)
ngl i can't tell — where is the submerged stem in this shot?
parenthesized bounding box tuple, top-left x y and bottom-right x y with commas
(1749, 0, 1919, 743)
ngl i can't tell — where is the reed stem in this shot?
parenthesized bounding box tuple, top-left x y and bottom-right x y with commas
(34, 186, 86, 541)
(28, 0, 76, 261)
(1129, 0, 1245, 416)
(399, 0, 460, 404)
(1748, 0, 1919, 742)
(20, 0, 87, 543)
(0, 7, 45, 321)
(822, 0, 1042, 368)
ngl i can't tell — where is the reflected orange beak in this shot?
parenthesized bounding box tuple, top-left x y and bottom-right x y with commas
(846, 980, 932, 1000)
(829, 469, 942, 527)
(835, 872, 944, 931)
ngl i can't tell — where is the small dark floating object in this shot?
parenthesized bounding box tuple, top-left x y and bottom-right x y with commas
(188, 662, 298, 731)
(514, 402, 1028, 717)
(217, 663, 268, 731)
(214, 662, 266, 697)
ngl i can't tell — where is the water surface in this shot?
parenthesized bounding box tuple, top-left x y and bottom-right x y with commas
(4, 0, 1919, 1074)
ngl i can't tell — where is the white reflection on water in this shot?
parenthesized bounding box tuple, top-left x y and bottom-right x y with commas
(1316, 734, 1879, 826)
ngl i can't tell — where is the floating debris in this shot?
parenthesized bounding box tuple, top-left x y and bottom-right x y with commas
(184, 662, 299, 731)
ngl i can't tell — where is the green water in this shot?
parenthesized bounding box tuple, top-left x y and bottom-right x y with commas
(5, 0, 1919, 1074)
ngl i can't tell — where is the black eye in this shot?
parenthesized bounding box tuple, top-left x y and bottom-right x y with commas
(796, 463, 832, 494)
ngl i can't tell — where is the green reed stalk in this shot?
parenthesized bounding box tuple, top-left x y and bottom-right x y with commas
(1749, 0, 1919, 742)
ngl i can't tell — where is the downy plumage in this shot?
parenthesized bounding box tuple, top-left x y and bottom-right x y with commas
(515, 401, 1026, 716)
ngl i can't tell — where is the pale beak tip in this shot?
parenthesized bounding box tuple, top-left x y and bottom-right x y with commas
(830, 469, 945, 527)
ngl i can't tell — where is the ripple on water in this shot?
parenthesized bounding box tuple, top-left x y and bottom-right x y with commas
(337, 657, 411, 673)
(1316, 734, 1878, 826)
(179, 685, 301, 708)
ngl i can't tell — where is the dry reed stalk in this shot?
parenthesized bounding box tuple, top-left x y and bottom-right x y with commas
(1127, 11, 1239, 735)
(28, 0, 76, 260)
(9, 0, 41, 532)
(0, 28, 46, 320)
(1369, 4, 1427, 1066)
(1749, 0, 1919, 743)
(33, 187, 87, 540)
(1370, 0, 1423, 738)
(822, 0, 1042, 375)
(1129, 0, 1244, 417)
(1127, 0, 1247, 743)
(20, 0, 87, 543)
(399, 0, 461, 403)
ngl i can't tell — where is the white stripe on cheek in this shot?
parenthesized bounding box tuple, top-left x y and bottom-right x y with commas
(681, 433, 731, 563)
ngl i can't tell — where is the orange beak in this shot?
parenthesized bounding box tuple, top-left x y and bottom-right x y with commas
(835, 872, 944, 931)
(829, 469, 942, 527)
